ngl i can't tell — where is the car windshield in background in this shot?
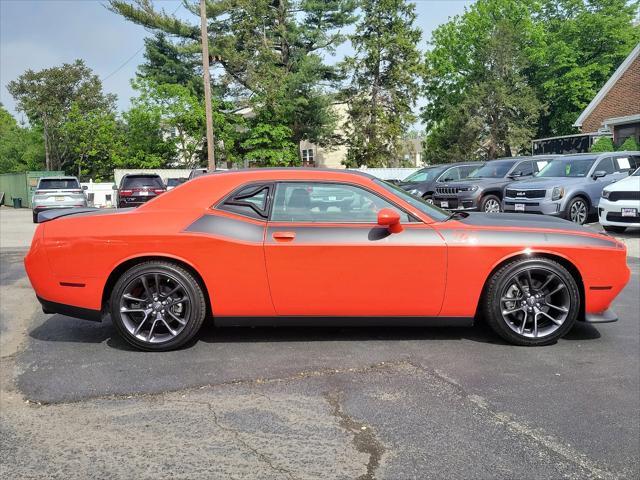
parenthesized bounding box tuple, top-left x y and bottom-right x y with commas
(167, 178, 186, 187)
(402, 166, 445, 183)
(537, 157, 596, 177)
(39, 179, 79, 189)
(374, 179, 449, 222)
(122, 176, 164, 188)
(468, 161, 515, 179)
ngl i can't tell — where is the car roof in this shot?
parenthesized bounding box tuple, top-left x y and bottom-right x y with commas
(204, 167, 377, 180)
(123, 173, 162, 177)
(39, 176, 78, 180)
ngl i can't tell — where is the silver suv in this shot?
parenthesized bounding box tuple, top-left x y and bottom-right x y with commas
(32, 176, 87, 223)
(503, 152, 640, 224)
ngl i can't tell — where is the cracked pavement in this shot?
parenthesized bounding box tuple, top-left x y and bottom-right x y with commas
(1, 208, 639, 479)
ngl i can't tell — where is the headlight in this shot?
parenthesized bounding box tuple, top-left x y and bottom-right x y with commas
(459, 185, 478, 192)
(409, 189, 421, 195)
(601, 189, 610, 199)
(551, 186, 564, 201)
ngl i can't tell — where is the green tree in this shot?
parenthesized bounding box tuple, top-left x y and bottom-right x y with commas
(590, 136, 615, 152)
(61, 104, 123, 181)
(0, 105, 45, 173)
(138, 32, 203, 96)
(342, 0, 423, 167)
(618, 136, 640, 151)
(240, 123, 298, 166)
(7, 60, 117, 171)
(422, 0, 639, 158)
(109, 0, 356, 154)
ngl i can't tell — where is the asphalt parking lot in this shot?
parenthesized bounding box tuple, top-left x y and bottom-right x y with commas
(1, 206, 639, 479)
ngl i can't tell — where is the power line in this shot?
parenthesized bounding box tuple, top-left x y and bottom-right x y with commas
(101, 2, 183, 82)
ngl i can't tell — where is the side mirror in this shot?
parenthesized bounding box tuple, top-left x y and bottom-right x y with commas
(508, 172, 522, 179)
(377, 208, 403, 234)
(113, 184, 118, 190)
(592, 170, 607, 180)
(82, 185, 88, 191)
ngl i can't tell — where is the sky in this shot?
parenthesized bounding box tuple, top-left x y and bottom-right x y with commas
(0, 0, 474, 122)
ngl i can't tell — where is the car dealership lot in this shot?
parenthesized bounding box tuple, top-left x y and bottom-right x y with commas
(1, 207, 639, 479)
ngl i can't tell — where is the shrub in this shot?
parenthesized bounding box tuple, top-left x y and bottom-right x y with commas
(590, 136, 615, 152)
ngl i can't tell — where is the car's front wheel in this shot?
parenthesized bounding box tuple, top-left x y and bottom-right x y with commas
(110, 261, 207, 351)
(566, 197, 589, 225)
(483, 258, 580, 346)
(480, 194, 502, 213)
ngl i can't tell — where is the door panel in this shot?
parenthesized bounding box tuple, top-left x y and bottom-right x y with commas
(264, 223, 447, 316)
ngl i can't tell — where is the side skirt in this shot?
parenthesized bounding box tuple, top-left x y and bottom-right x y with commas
(214, 316, 474, 328)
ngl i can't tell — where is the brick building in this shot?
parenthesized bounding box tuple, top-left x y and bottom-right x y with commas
(573, 43, 640, 147)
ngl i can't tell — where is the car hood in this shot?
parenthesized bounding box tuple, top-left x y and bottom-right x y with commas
(510, 177, 587, 189)
(457, 212, 590, 232)
(441, 177, 506, 189)
(605, 174, 639, 191)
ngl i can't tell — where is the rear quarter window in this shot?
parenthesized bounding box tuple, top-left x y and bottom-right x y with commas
(121, 176, 164, 188)
(38, 179, 80, 189)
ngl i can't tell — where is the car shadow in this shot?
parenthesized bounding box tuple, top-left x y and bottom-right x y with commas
(28, 314, 603, 351)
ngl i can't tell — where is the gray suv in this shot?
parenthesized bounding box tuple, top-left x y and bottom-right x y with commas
(397, 162, 483, 201)
(32, 176, 87, 223)
(432, 156, 557, 213)
(503, 152, 640, 224)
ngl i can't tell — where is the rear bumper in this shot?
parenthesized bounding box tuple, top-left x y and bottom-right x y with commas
(33, 204, 86, 213)
(37, 295, 102, 322)
(584, 308, 618, 323)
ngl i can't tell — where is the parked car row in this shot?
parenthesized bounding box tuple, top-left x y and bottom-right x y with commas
(398, 151, 640, 228)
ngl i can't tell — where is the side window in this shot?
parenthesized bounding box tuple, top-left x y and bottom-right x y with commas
(271, 182, 410, 223)
(613, 156, 633, 172)
(534, 160, 549, 173)
(218, 184, 271, 220)
(515, 161, 534, 176)
(440, 167, 460, 182)
(459, 165, 477, 178)
(596, 157, 615, 175)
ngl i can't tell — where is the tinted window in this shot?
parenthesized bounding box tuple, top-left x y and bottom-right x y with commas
(613, 156, 639, 172)
(513, 161, 534, 176)
(39, 178, 79, 189)
(219, 184, 270, 220)
(439, 166, 461, 182)
(537, 157, 596, 177)
(167, 178, 186, 187)
(458, 165, 479, 178)
(403, 167, 445, 183)
(595, 157, 615, 175)
(271, 182, 410, 223)
(121, 175, 164, 189)
(468, 161, 516, 178)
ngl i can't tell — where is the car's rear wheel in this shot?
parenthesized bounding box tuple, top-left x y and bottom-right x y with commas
(483, 258, 580, 346)
(566, 197, 588, 225)
(480, 195, 502, 213)
(603, 225, 626, 233)
(110, 261, 206, 351)
(32, 212, 38, 223)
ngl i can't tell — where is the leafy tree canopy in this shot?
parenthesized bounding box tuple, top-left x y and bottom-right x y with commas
(0, 104, 45, 173)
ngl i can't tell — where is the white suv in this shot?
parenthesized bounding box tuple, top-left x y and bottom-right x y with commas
(598, 167, 640, 233)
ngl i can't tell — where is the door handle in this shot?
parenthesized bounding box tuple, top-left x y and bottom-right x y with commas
(272, 231, 296, 241)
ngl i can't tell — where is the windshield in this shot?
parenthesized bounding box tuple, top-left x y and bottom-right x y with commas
(38, 178, 79, 189)
(537, 157, 596, 177)
(122, 175, 164, 188)
(374, 179, 450, 222)
(632, 168, 640, 177)
(468, 161, 515, 179)
(402, 166, 445, 183)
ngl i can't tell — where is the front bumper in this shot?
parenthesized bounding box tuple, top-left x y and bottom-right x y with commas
(598, 198, 640, 227)
(584, 308, 618, 323)
(432, 192, 481, 211)
(503, 197, 565, 216)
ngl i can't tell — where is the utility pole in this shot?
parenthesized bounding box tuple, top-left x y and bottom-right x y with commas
(200, 0, 216, 171)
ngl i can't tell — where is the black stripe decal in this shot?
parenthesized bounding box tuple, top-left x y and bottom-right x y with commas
(266, 226, 443, 245)
(185, 215, 265, 243)
(438, 229, 618, 248)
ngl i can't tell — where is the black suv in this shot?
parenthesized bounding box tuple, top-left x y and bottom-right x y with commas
(116, 174, 166, 208)
(432, 156, 557, 213)
(396, 162, 483, 202)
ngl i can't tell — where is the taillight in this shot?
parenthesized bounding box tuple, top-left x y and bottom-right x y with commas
(153, 189, 166, 194)
(35, 190, 44, 195)
(120, 189, 133, 196)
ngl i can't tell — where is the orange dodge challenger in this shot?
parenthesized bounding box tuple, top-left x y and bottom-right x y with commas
(25, 169, 630, 351)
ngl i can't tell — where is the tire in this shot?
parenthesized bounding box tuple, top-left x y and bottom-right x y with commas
(603, 225, 626, 234)
(566, 197, 589, 225)
(422, 194, 433, 204)
(110, 261, 207, 351)
(480, 194, 502, 213)
(32, 212, 38, 223)
(482, 257, 580, 346)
